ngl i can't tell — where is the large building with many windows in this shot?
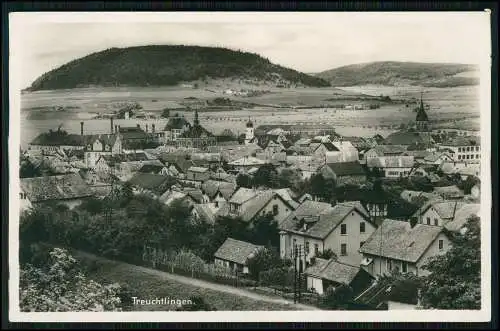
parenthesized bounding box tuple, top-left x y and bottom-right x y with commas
(440, 136, 481, 162)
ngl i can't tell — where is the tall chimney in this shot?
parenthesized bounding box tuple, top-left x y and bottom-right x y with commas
(80, 122, 84, 136)
(110, 117, 114, 134)
(152, 124, 156, 133)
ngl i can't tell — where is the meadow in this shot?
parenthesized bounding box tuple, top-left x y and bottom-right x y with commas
(19, 84, 481, 148)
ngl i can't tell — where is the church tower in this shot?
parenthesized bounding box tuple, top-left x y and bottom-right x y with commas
(415, 92, 430, 132)
(245, 118, 255, 145)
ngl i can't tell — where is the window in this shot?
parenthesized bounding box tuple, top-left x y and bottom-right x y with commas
(466, 155, 470, 160)
(360, 241, 365, 248)
(214, 201, 219, 208)
(458, 155, 461, 160)
(426, 217, 431, 225)
(476, 154, 480, 159)
(305, 242, 310, 254)
(314, 244, 319, 255)
(341, 224, 347, 235)
(476, 146, 480, 151)
(402, 261, 408, 273)
(387, 259, 392, 271)
(439, 240, 444, 250)
(434, 218, 439, 226)
(273, 204, 279, 216)
(360, 222, 366, 233)
(340, 244, 347, 256)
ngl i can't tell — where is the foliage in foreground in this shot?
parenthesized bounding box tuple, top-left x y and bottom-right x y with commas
(20, 248, 123, 312)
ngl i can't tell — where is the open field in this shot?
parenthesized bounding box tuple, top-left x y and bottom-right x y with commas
(19, 85, 480, 148)
(72, 250, 315, 311)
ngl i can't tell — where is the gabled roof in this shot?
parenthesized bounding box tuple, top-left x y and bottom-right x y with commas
(192, 203, 216, 224)
(228, 156, 267, 167)
(359, 219, 443, 263)
(30, 131, 85, 147)
(127, 173, 172, 193)
(280, 201, 369, 240)
(441, 135, 481, 147)
(20, 174, 93, 202)
(433, 185, 464, 199)
(214, 238, 264, 265)
(423, 152, 452, 162)
(138, 164, 166, 174)
(279, 200, 333, 228)
(305, 258, 367, 286)
(323, 161, 366, 177)
(368, 145, 408, 156)
(384, 131, 434, 146)
(444, 203, 480, 232)
(229, 187, 260, 204)
(201, 180, 236, 199)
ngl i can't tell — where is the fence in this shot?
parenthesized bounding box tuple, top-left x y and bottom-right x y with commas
(141, 245, 258, 288)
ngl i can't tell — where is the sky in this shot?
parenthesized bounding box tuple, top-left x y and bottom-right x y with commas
(10, 12, 491, 88)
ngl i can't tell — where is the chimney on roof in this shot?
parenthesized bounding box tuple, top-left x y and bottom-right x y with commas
(110, 117, 114, 134)
(80, 122, 84, 136)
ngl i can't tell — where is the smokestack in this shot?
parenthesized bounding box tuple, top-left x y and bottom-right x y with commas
(110, 117, 114, 134)
(152, 124, 155, 133)
(80, 122, 84, 136)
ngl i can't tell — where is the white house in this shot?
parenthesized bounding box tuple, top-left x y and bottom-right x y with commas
(214, 238, 264, 274)
(359, 219, 451, 278)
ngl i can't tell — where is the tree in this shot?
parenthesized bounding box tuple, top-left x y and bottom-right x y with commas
(320, 284, 354, 309)
(251, 213, 279, 247)
(420, 216, 481, 309)
(246, 247, 282, 280)
(20, 155, 41, 178)
(161, 108, 170, 118)
(20, 248, 124, 312)
(121, 182, 134, 204)
(278, 168, 303, 191)
(253, 164, 279, 188)
(236, 173, 252, 188)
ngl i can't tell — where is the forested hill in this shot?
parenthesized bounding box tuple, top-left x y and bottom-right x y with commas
(315, 61, 479, 87)
(27, 45, 331, 91)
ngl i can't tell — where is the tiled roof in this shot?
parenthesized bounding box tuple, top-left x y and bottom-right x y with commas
(322, 142, 340, 152)
(305, 258, 362, 285)
(228, 156, 267, 166)
(368, 145, 408, 156)
(354, 277, 419, 308)
(442, 136, 481, 147)
(30, 132, 85, 146)
(229, 187, 260, 204)
(384, 131, 434, 146)
(201, 180, 236, 199)
(280, 201, 366, 239)
(400, 190, 442, 204)
(20, 174, 92, 202)
(239, 191, 276, 222)
(127, 173, 172, 193)
(192, 203, 216, 224)
(323, 161, 366, 177)
(279, 200, 332, 228)
(444, 203, 480, 232)
(214, 238, 264, 265)
(433, 185, 464, 199)
(185, 189, 205, 203)
(138, 164, 166, 174)
(359, 219, 443, 263)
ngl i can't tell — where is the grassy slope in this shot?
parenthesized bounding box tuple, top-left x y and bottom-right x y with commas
(74, 251, 295, 311)
(316, 61, 479, 87)
(28, 45, 330, 91)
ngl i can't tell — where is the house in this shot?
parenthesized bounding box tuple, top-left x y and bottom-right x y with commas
(191, 203, 217, 224)
(319, 161, 367, 185)
(127, 173, 173, 197)
(400, 190, 442, 205)
(20, 174, 93, 209)
(422, 151, 454, 165)
(412, 200, 479, 231)
(185, 166, 210, 184)
(443, 203, 480, 233)
(456, 163, 481, 181)
(228, 156, 268, 173)
(214, 238, 264, 274)
(117, 125, 156, 148)
(94, 152, 150, 173)
(383, 131, 434, 148)
(279, 201, 377, 266)
(440, 136, 481, 162)
(359, 219, 451, 278)
(138, 164, 169, 175)
(366, 156, 414, 178)
(220, 187, 296, 224)
(433, 185, 464, 200)
(364, 145, 408, 160)
(162, 116, 191, 142)
(353, 276, 421, 310)
(304, 258, 374, 295)
(201, 180, 237, 209)
(29, 127, 86, 152)
(326, 141, 360, 163)
(84, 133, 122, 168)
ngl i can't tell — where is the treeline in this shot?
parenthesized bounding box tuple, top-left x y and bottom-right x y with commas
(28, 45, 330, 91)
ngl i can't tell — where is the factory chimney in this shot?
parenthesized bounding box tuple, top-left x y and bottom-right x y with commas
(110, 117, 114, 134)
(80, 122, 84, 136)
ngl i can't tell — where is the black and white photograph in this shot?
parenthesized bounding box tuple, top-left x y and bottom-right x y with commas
(8, 11, 492, 323)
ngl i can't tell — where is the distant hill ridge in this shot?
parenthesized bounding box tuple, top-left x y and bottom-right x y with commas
(27, 45, 331, 91)
(315, 61, 479, 87)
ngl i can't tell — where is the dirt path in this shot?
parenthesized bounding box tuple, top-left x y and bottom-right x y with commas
(75, 250, 320, 311)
